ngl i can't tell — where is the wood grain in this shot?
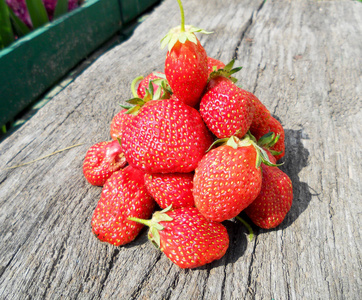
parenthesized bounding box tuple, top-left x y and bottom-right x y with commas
(0, 0, 361, 299)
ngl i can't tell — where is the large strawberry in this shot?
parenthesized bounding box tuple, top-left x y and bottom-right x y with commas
(122, 98, 213, 174)
(244, 162, 293, 229)
(161, 0, 210, 107)
(129, 206, 229, 269)
(199, 60, 255, 139)
(83, 140, 127, 186)
(193, 134, 276, 222)
(144, 172, 194, 209)
(92, 166, 155, 246)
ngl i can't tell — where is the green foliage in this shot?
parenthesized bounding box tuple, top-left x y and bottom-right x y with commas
(1, 0, 77, 49)
(54, 0, 69, 19)
(0, 0, 14, 49)
(25, 0, 49, 29)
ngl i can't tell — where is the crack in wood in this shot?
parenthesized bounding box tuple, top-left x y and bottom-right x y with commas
(233, 0, 266, 61)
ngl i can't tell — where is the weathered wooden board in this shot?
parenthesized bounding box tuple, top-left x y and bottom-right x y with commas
(0, 0, 361, 299)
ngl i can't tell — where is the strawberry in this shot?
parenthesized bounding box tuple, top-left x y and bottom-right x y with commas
(264, 117, 285, 160)
(161, 0, 210, 107)
(252, 116, 286, 161)
(92, 166, 155, 246)
(244, 162, 293, 229)
(83, 140, 127, 186)
(193, 134, 276, 222)
(110, 109, 134, 141)
(129, 206, 229, 269)
(136, 72, 166, 99)
(144, 172, 194, 209)
(122, 98, 213, 174)
(207, 57, 225, 75)
(248, 92, 271, 135)
(199, 60, 254, 139)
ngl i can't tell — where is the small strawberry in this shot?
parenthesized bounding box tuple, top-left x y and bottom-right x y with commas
(83, 140, 127, 186)
(193, 134, 276, 222)
(136, 72, 167, 99)
(244, 162, 293, 229)
(110, 109, 134, 141)
(92, 166, 155, 246)
(144, 172, 194, 209)
(207, 57, 225, 75)
(129, 206, 229, 269)
(161, 0, 210, 107)
(122, 98, 213, 174)
(199, 60, 254, 139)
(252, 117, 285, 161)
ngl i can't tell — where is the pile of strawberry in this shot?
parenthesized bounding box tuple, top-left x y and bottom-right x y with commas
(83, 0, 293, 269)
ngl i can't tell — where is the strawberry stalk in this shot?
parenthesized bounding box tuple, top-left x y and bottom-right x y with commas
(128, 206, 173, 248)
(176, 0, 185, 32)
(235, 215, 254, 241)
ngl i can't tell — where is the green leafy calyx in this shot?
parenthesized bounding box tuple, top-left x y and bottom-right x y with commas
(208, 59, 242, 83)
(128, 206, 173, 248)
(161, 25, 212, 51)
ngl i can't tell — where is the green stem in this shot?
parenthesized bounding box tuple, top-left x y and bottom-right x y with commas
(176, 0, 185, 32)
(131, 76, 144, 98)
(235, 215, 254, 241)
(128, 216, 152, 227)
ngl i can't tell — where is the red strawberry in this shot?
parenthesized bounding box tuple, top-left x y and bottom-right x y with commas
(122, 98, 213, 174)
(144, 172, 194, 209)
(137, 72, 165, 99)
(249, 92, 271, 135)
(244, 163, 293, 229)
(193, 134, 276, 222)
(207, 57, 225, 75)
(200, 61, 254, 139)
(83, 140, 127, 186)
(265, 117, 285, 160)
(129, 206, 229, 269)
(252, 116, 285, 161)
(91, 166, 155, 246)
(161, 0, 210, 107)
(110, 109, 134, 141)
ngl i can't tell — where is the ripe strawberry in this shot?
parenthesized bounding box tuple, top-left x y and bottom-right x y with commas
(244, 163, 293, 229)
(248, 92, 271, 135)
(110, 109, 134, 141)
(265, 117, 285, 160)
(122, 98, 213, 174)
(129, 206, 229, 269)
(199, 61, 254, 139)
(136, 72, 166, 99)
(144, 172, 194, 209)
(83, 140, 127, 186)
(92, 166, 155, 246)
(252, 116, 285, 161)
(207, 57, 225, 75)
(161, 0, 210, 107)
(193, 134, 277, 222)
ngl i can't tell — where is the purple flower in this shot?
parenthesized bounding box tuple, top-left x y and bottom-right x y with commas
(6, 0, 79, 28)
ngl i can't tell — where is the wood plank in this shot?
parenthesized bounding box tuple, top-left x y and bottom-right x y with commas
(0, 0, 361, 299)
